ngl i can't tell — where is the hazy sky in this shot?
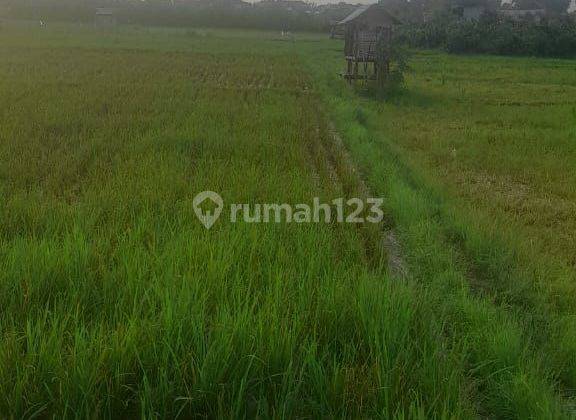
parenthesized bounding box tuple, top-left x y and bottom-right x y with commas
(309, 0, 376, 3)
(247, 0, 377, 4)
(278, 0, 576, 10)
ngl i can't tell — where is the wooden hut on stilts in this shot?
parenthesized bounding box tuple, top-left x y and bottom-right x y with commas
(337, 4, 400, 84)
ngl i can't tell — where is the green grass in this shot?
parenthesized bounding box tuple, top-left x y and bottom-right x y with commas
(300, 37, 576, 417)
(0, 24, 575, 418)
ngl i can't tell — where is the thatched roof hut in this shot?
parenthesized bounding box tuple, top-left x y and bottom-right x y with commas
(339, 4, 400, 62)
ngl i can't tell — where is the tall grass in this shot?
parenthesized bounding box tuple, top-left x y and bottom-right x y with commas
(0, 26, 477, 417)
(1, 24, 575, 417)
(301, 39, 576, 416)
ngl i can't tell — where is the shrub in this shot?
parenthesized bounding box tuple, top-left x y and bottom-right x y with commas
(371, 40, 411, 96)
(398, 15, 576, 58)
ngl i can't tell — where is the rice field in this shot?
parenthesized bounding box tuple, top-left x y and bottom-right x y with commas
(1, 24, 575, 418)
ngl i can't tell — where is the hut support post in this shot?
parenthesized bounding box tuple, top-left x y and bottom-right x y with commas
(346, 59, 353, 84)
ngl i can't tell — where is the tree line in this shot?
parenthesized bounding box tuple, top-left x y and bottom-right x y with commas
(3, 0, 329, 32)
(397, 13, 576, 57)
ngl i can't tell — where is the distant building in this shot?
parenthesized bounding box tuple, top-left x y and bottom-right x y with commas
(95, 8, 117, 27)
(499, 1, 546, 22)
(256, 0, 312, 13)
(451, 0, 499, 20)
(195, 0, 250, 10)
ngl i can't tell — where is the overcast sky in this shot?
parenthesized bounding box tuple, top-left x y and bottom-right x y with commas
(247, 0, 378, 4)
(309, 0, 376, 3)
(272, 0, 576, 10)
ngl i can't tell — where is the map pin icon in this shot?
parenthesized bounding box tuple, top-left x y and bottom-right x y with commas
(193, 191, 224, 230)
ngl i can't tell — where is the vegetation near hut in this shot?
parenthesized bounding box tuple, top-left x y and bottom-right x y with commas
(398, 13, 576, 57)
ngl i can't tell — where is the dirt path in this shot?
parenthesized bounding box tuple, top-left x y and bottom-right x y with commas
(305, 107, 407, 277)
(325, 121, 408, 278)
